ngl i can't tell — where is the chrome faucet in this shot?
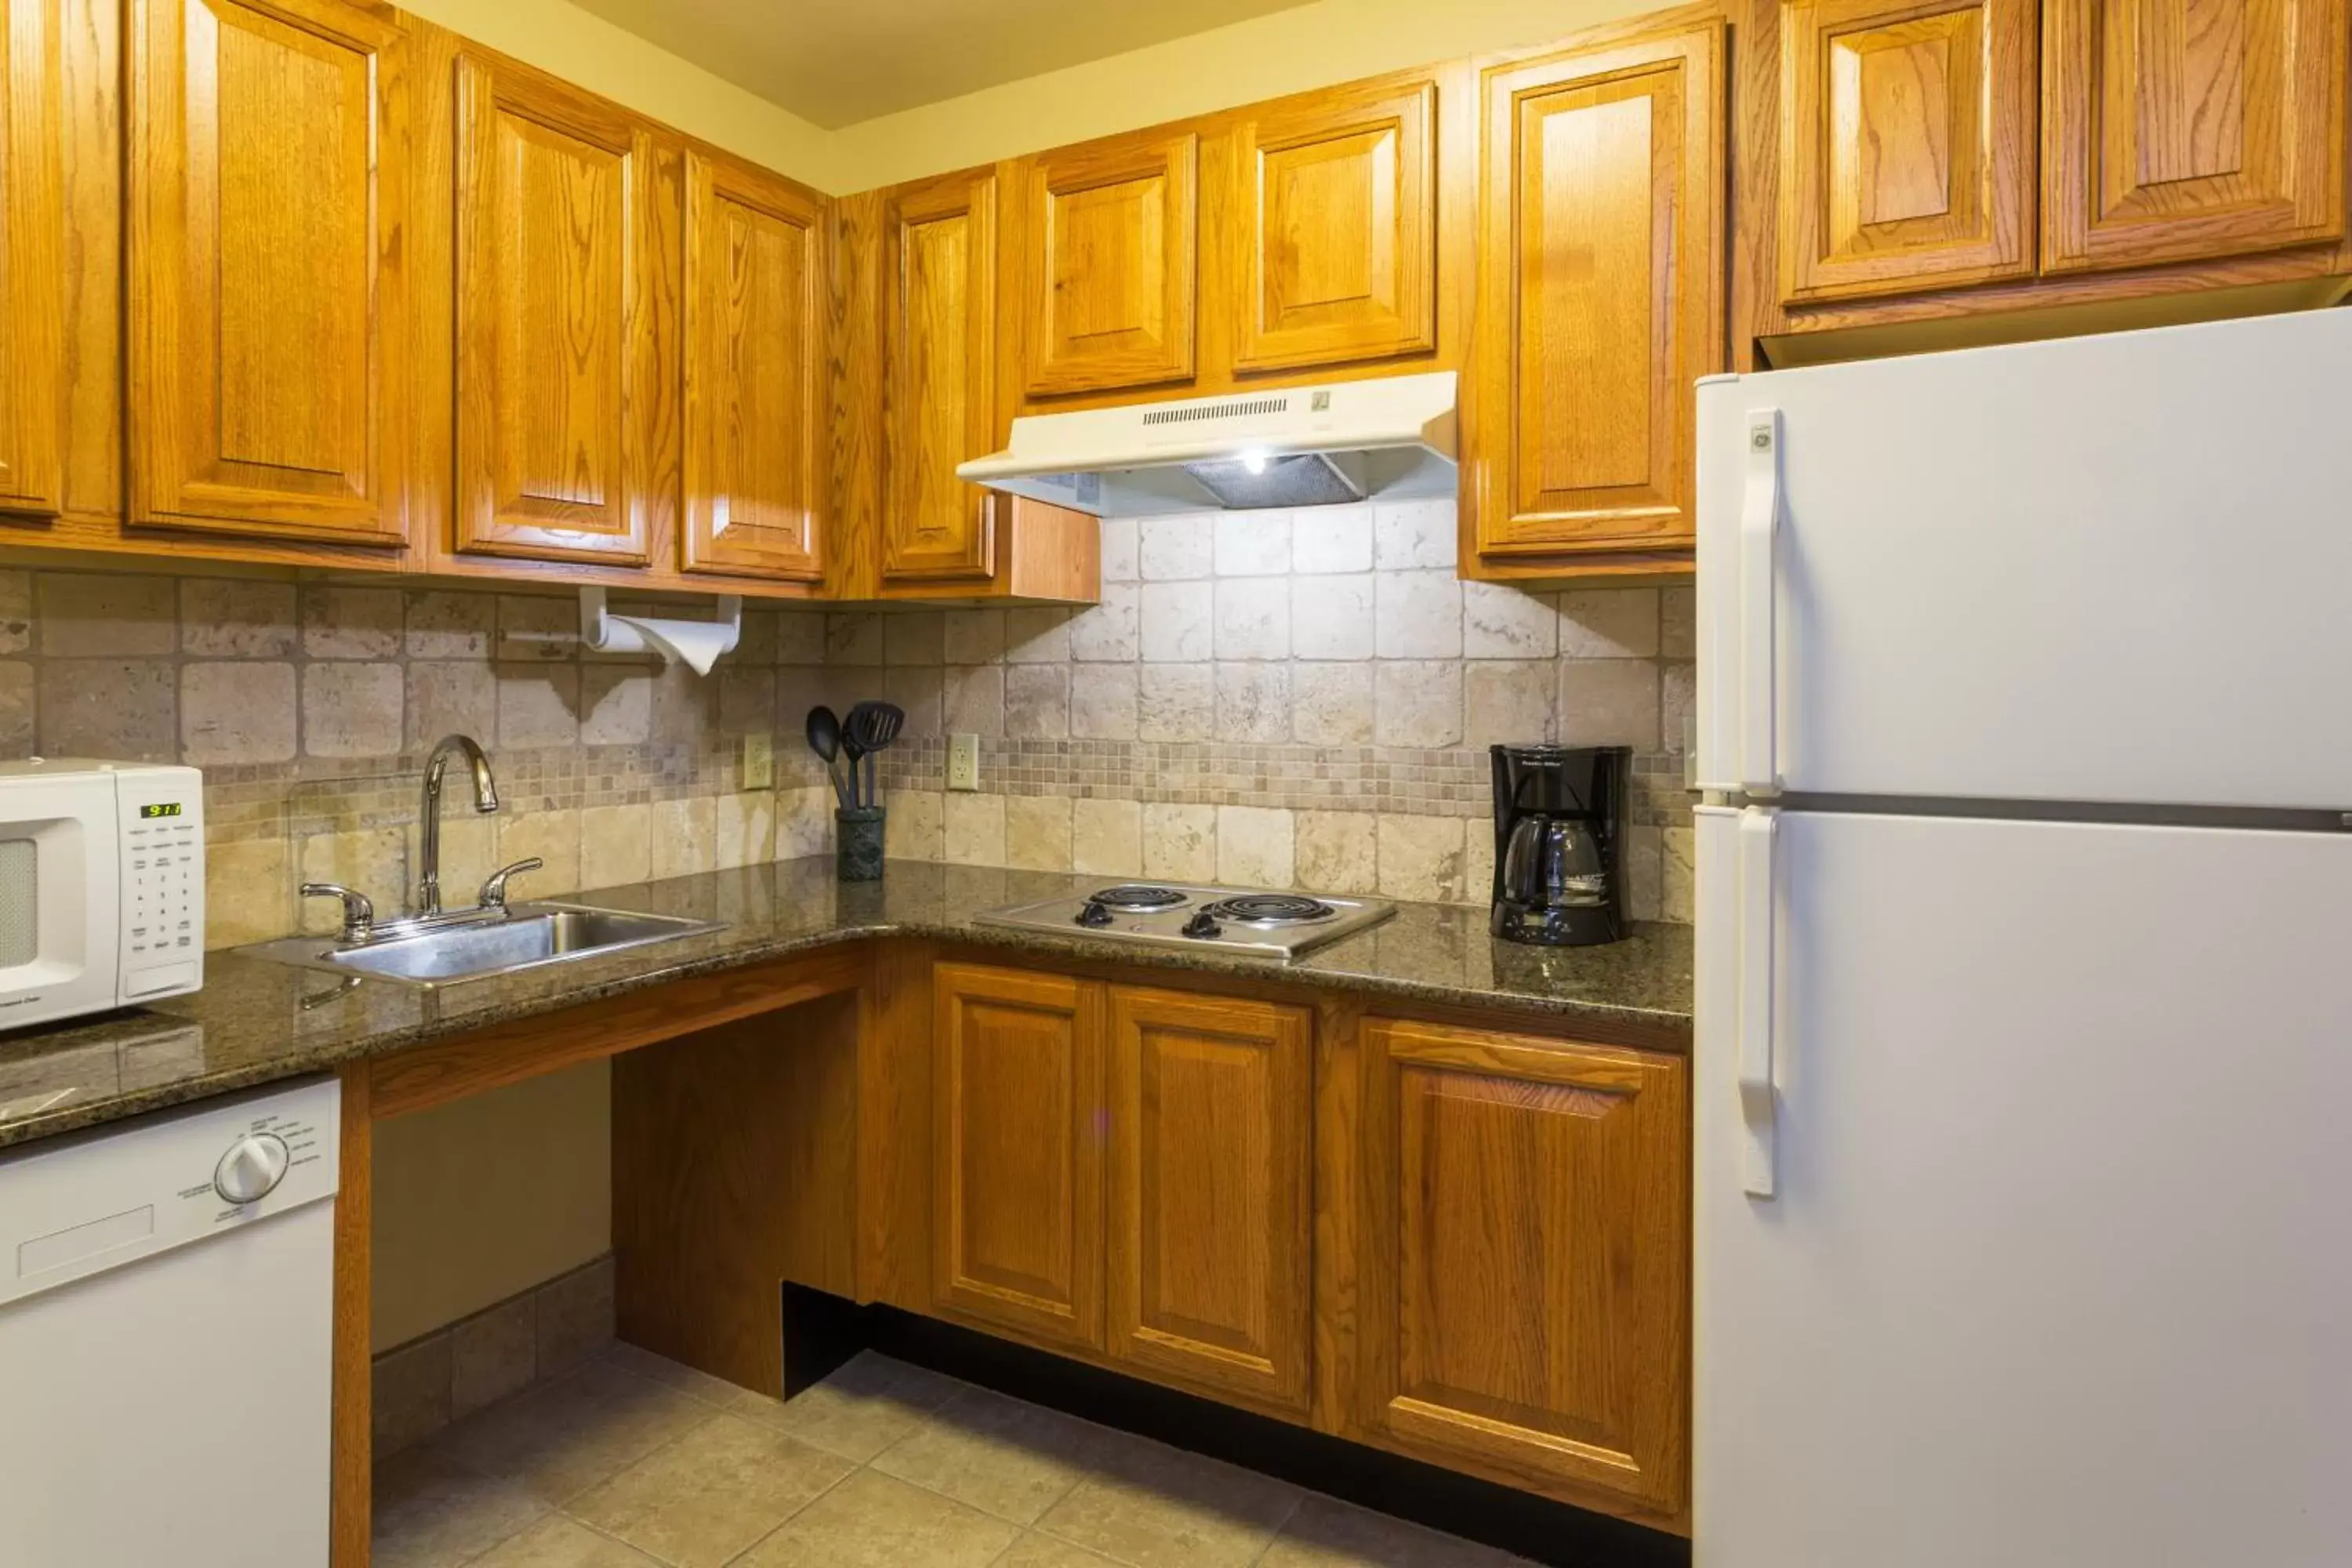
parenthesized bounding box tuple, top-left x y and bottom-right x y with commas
(418, 734, 500, 916)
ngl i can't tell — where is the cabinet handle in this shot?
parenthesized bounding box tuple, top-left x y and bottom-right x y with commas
(1739, 408, 1780, 796)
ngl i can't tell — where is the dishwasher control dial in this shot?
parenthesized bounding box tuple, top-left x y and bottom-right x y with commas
(214, 1133, 292, 1205)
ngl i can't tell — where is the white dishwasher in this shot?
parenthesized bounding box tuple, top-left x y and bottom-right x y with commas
(0, 1076, 340, 1567)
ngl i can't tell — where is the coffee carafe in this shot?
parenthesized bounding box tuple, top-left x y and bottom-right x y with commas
(1490, 744, 1630, 946)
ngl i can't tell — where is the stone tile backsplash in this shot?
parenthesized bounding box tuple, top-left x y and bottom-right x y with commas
(0, 498, 1694, 952)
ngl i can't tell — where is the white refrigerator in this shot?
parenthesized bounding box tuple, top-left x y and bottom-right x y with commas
(1692, 309, 2352, 1566)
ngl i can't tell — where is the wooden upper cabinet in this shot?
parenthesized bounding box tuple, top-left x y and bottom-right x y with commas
(1468, 16, 1724, 560)
(681, 150, 826, 581)
(1018, 129, 1199, 397)
(0, 0, 60, 518)
(1229, 79, 1437, 374)
(1357, 1019, 1690, 1515)
(882, 168, 999, 583)
(932, 964, 1106, 1350)
(2042, 0, 2350, 274)
(453, 56, 657, 565)
(1106, 987, 1312, 1415)
(128, 0, 409, 546)
(1778, 0, 2037, 303)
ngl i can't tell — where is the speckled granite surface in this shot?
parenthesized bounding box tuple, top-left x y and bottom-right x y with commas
(0, 858, 1691, 1151)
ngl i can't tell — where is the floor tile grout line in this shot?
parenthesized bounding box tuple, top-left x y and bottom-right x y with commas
(710, 1450, 868, 1568)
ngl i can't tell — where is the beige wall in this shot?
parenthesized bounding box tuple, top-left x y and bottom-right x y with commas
(372, 1062, 613, 1352)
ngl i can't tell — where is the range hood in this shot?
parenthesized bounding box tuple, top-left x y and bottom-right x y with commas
(956, 371, 1456, 517)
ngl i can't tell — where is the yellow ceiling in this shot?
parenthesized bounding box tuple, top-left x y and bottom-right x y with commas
(567, 0, 1319, 129)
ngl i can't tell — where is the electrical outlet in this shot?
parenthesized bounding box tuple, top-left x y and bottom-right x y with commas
(947, 732, 981, 792)
(741, 733, 775, 791)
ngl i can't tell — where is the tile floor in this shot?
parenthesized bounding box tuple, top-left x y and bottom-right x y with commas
(376, 1343, 1536, 1568)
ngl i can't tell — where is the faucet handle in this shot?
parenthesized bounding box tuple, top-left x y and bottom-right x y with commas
(477, 858, 543, 911)
(300, 884, 376, 943)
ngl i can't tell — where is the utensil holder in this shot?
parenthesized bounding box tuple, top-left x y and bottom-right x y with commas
(836, 806, 885, 881)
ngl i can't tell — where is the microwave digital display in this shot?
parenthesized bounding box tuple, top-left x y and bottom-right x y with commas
(140, 803, 183, 818)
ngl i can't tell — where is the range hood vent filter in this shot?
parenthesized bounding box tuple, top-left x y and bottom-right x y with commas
(1181, 452, 1365, 510)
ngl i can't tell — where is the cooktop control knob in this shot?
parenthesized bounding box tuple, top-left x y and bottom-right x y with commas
(214, 1132, 292, 1206)
(1181, 910, 1222, 940)
(1075, 899, 1113, 928)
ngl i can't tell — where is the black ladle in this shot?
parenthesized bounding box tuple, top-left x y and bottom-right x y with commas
(804, 706, 851, 808)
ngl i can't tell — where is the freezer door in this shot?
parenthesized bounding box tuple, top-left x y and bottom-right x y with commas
(1696, 309, 2352, 808)
(1694, 808, 2352, 1567)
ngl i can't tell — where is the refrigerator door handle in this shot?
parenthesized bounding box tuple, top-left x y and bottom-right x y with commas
(1737, 804, 1778, 1198)
(1738, 409, 1781, 795)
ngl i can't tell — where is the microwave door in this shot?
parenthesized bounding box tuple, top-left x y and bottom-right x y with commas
(0, 781, 119, 1028)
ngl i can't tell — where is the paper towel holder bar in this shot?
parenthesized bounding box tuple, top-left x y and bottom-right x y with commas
(579, 586, 743, 676)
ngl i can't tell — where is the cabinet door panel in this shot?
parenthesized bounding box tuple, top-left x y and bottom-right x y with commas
(1020, 130, 1197, 397)
(883, 169, 997, 583)
(1469, 20, 1723, 558)
(2043, 0, 2348, 272)
(1108, 987, 1312, 1414)
(933, 964, 1105, 1349)
(1778, 0, 2037, 302)
(454, 56, 654, 564)
(129, 0, 407, 544)
(1232, 80, 1436, 373)
(1359, 1019, 1689, 1513)
(0, 0, 60, 517)
(682, 150, 825, 580)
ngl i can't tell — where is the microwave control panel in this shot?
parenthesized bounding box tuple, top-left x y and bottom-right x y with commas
(116, 767, 205, 1000)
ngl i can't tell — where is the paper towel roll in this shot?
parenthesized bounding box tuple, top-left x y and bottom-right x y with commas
(579, 588, 742, 676)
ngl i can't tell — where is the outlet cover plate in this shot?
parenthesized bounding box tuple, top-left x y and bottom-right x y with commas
(947, 733, 980, 791)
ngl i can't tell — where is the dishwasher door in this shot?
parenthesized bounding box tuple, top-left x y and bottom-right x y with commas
(0, 1077, 341, 1568)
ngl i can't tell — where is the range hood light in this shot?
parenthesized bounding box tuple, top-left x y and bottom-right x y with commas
(1240, 446, 1270, 475)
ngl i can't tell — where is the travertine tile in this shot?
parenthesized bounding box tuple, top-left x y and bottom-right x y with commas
(1214, 577, 1289, 659)
(499, 664, 581, 750)
(406, 590, 495, 659)
(1137, 664, 1213, 742)
(872, 1386, 1094, 1526)
(887, 789, 944, 861)
(408, 660, 498, 750)
(1463, 822, 1496, 909)
(720, 666, 779, 737)
(1662, 825, 1695, 923)
(595, 1341, 742, 1406)
(37, 659, 176, 760)
(647, 663, 710, 747)
(1004, 794, 1073, 871)
(997, 1533, 1126, 1567)
(452, 1297, 538, 1419)
(570, 1415, 851, 1568)
(1291, 505, 1373, 574)
(1294, 811, 1377, 895)
(1068, 583, 1139, 662)
(0, 571, 29, 653)
(1291, 662, 1375, 746)
(470, 1513, 665, 1566)
(735, 608, 779, 666)
(1033, 1435, 1302, 1568)
(944, 792, 1007, 866)
(735, 1468, 1018, 1568)
(1004, 665, 1069, 739)
(180, 578, 295, 657)
(1377, 815, 1468, 903)
(1660, 660, 1697, 756)
(1461, 581, 1558, 659)
(943, 666, 1005, 736)
(303, 584, 403, 659)
(1069, 662, 1138, 740)
(1214, 510, 1291, 575)
(372, 1446, 547, 1568)
(1259, 1492, 1531, 1566)
(372, 1333, 453, 1457)
(1138, 514, 1214, 580)
(727, 1352, 966, 1464)
(38, 574, 175, 656)
(777, 785, 837, 860)
(1216, 804, 1294, 887)
(304, 662, 404, 758)
(1138, 582, 1212, 662)
(496, 594, 578, 662)
(1005, 608, 1071, 663)
(0, 661, 28, 753)
(579, 804, 652, 891)
(579, 666, 653, 746)
(1558, 587, 1661, 659)
(942, 608, 1006, 665)
(441, 1360, 712, 1507)
(1375, 570, 1461, 659)
(650, 798, 716, 880)
(884, 666, 946, 739)
(1374, 661, 1461, 748)
(181, 661, 296, 764)
(1141, 802, 1216, 882)
(825, 612, 886, 666)
(715, 792, 775, 869)
(1558, 659, 1661, 750)
(1098, 516, 1140, 583)
(1289, 573, 1374, 660)
(1372, 497, 1456, 569)
(205, 836, 289, 948)
(887, 610, 946, 666)
(1464, 661, 1555, 749)
(499, 810, 583, 895)
(1624, 823, 1664, 921)
(417, 816, 499, 907)
(1070, 797, 1141, 877)
(299, 829, 407, 931)
(1214, 662, 1290, 742)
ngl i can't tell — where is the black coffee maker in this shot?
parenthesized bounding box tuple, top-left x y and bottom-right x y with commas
(1490, 744, 1631, 946)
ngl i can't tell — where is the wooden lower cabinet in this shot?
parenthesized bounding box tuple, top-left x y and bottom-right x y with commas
(1107, 986, 1312, 1415)
(1354, 1017, 1690, 1515)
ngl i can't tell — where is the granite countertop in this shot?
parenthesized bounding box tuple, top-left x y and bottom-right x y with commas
(0, 858, 1693, 1151)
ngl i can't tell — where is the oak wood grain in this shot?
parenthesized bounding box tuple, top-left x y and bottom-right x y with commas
(881, 165, 1000, 583)
(329, 1059, 372, 1568)
(858, 938, 936, 1309)
(0, 0, 61, 517)
(1014, 128, 1200, 397)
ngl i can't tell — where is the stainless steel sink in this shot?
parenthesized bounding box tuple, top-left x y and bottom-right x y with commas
(241, 902, 726, 988)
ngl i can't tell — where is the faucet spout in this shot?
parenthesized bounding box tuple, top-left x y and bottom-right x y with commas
(419, 734, 499, 915)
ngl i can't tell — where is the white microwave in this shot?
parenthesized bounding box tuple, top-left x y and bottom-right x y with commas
(0, 760, 205, 1029)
